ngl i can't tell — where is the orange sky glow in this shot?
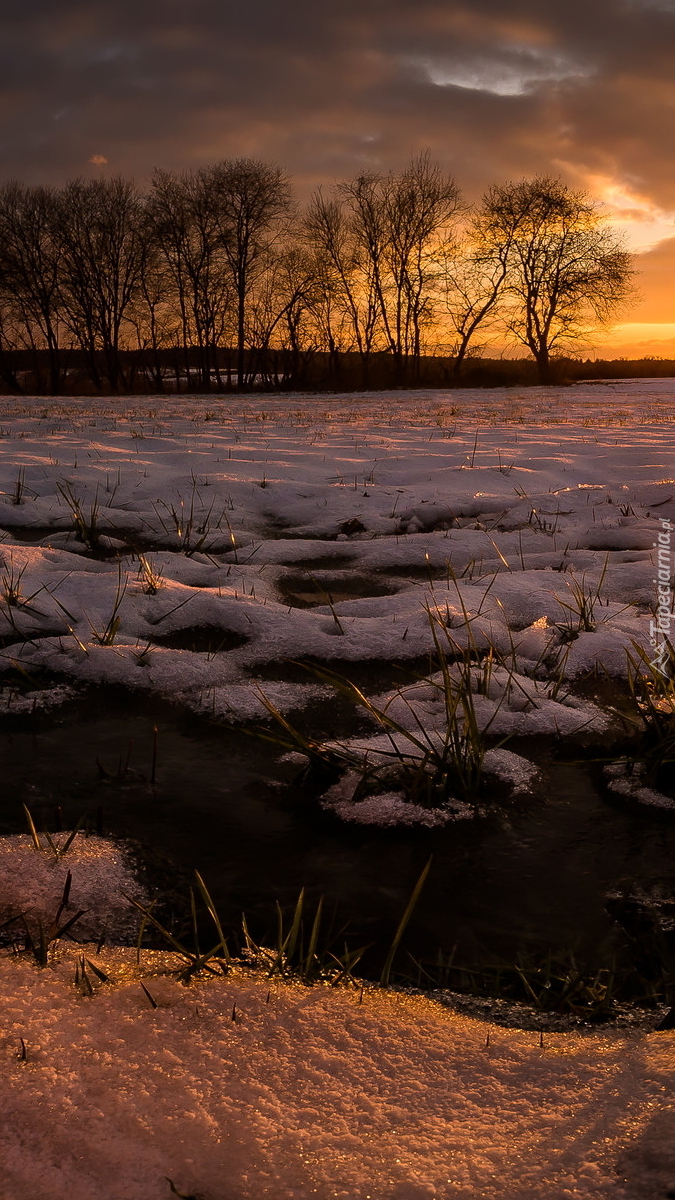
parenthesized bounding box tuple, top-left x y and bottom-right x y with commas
(1, 0, 672, 360)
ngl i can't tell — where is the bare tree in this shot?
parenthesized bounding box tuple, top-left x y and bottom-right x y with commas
(0, 161, 638, 395)
(305, 191, 379, 384)
(208, 159, 292, 389)
(148, 169, 232, 390)
(56, 177, 145, 391)
(442, 197, 521, 381)
(0, 183, 64, 392)
(479, 177, 633, 383)
(126, 220, 179, 393)
(384, 153, 461, 378)
(443, 247, 507, 381)
(245, 244, 319, 385)
(0, 305, 22, 392)
(339, 155, 461, 381)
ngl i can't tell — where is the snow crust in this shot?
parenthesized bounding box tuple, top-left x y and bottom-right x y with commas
(1, 380, 672, 825)
(0, 834, 147, 942)
(0, 948, 674, 1200)
(0, 383, 672, 727)
(320, 772, 458, 826)
(604, 762, 675, 809)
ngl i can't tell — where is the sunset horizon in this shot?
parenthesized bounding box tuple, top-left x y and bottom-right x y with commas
(1, 0, 673, 364)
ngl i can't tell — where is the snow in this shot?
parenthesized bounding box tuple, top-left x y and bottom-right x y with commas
(1, 381, 671, 806)
(320, 773, 458, 825)
(1, 939, 675, 1200)
(2, 380, 675, 1197)
(604, 762, 675, 810)
(0, 834, 146, 942)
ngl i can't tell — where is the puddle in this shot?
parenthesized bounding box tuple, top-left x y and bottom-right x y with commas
(373, 562, 450, 582)
(0, 524, 139, 558)
(147, 626, 248, 653)
(278, 572, 399, 609)
(2, 688, 675, 992)
(251, 655, 435, 693)
(0, 629, 65, 650)
(1, 525, 61, 543)
(278, 554, 358, 571)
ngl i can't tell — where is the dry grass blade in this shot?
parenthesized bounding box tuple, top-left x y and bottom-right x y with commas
(380, 858, 432, 987)
(126, 894, 227, 980)
(286, 888, 305, 962)
(54, 870, 72, 927)
(253, 685, 359, 770)
(23, 807, 86, 861)
(85, 957, 110, 983)
(304, 896, 324, 979)
(194, 871, 230, 963)
(140, 981, 158, 1009)
(23, 804, 41, 851)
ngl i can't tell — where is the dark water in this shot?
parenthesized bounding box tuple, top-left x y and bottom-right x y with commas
(2, 687, 675, 984)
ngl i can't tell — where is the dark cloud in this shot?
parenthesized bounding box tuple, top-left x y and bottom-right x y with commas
(0, 2, 669, 177)
(0, 0, 673, 333)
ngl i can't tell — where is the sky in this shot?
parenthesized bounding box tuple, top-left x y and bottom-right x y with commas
(1, 0, 674, 357)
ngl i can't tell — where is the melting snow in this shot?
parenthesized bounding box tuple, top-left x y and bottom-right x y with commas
(2, 381, 675, 1196)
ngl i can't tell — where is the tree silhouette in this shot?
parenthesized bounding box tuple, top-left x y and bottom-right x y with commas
(476, 176, 633, 383)
(208, 159, 292, 389)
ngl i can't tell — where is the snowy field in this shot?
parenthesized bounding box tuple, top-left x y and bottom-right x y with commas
(0, 380, 674, 811)
(1, 380, 675, 1198)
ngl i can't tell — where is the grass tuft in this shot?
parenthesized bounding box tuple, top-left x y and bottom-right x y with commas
(56, 480, 103, 551)
(612, 643, 675, 789)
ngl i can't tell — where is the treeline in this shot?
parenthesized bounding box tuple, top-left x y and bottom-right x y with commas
(0, 156, 634, 395)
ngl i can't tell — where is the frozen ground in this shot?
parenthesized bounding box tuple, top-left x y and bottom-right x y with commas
(2, 940, 675, 1200)
(1, 380, 675, 1197)
(0, 379, 673, 811)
